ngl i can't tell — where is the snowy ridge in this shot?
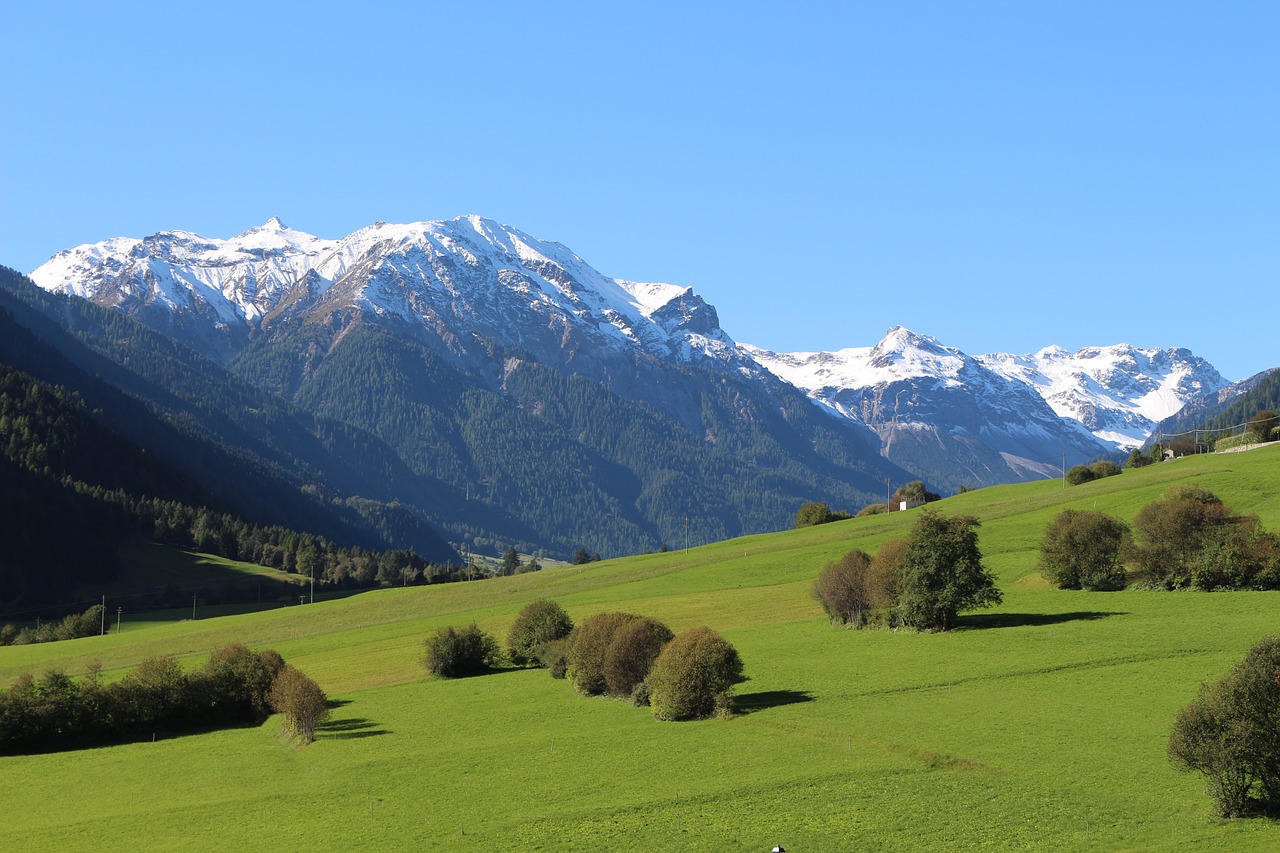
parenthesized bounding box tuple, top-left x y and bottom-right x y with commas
(743, 327, 1110, 490)
(977, 344, 1227, 449)
(30, 216, 743, 370)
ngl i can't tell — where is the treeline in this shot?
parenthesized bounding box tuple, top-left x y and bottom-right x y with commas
(0, 643, 327, 754)
(0, 604, 105, 647)
(0, 358, 463, 612)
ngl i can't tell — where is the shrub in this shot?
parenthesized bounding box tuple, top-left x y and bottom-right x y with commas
(1126, 484, 1280, 590)
(813, 549, 875, 626)
(898, 511, 1001, 631)
(1088, 460, 1122, 479)
(423, 624, 501, 678)
(603, 617, 674, 698)
(856, 503, 887, 517)
(794, 501, 851, 528)
(192, 643, 285, 723)
(567, 613, 639, 695)
(268, 666, 330, 744)
(1169, 635, 1280, 817)
(540, 636, 571, 679)
(1038, 509, 1130, 591)
(507, 599, 574, 667)
(869, 539, 908, 609)
(648, 627, 744, 721)
(1065, 465, 1096, 486)
(1249, 409, 1277, 442)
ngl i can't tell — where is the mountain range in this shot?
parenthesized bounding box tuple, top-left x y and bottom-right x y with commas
(17, 215, 1236, 556)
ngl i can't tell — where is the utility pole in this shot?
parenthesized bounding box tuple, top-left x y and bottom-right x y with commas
(100, 595, 106, 636)
(684, 515, 689, 555)
(116, 607, 122, 635)
(310, 568, 315, 604)
(192, 593, 197, 621)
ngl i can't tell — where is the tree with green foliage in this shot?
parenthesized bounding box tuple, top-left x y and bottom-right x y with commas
(500, 546, 520, 576)
(604, 616, 674, 700)
(648, 627, 744, 721)
(268, 665, 329, 744)
(507, 599, 574, 667)
(891, 480, 941, 509)
(1134, 483, 1280, 590)
(1125, 448, 1152, 469)
(572, 548, 594, 565)
(1169, 635, 1280, 817)
(1249, 409, 1277, 442)
(566, 612, 638, 695)
(898, 511, 1001, 631)
(1038, 509, 1130, 591)
(423, 624, 501, 678)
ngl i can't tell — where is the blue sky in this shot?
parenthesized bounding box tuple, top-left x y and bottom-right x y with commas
(2, 2, 1276, 380)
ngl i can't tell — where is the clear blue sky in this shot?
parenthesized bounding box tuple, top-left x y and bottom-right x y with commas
(2, 2, 1276, 380)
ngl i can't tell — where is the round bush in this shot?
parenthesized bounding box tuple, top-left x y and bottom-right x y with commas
(423, 624, 500, 678)
(1088, 460, 1122, 479)
(567, 612, 638, 695)
(603, 617, 673, 697)
(1065, 465, 1096, 486)
(813, 549, 873, 625)
(507, 599, 574, 667)
(648, 627, 744, 721)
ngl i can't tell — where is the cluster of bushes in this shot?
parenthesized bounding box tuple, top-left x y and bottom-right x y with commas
(1169, 635, 1280, 817)
(1039, 484, 1280, 591)
(0, 604, 105, 646)
(794, 502, 852, 528)
(1065, 460, 1123, 486)
(0, 643, 328, 754)
(422, 600, 744, 721)
(813, 510, 1001, 631)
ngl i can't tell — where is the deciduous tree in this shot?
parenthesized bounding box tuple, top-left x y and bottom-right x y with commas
(1038, 510, 1129, 591)
(898, 511, 1000, 631)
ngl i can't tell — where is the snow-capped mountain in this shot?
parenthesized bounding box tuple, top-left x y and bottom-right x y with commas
(32, 215, 747, 374)
(25, 216, 909, 555)
(744, 327, 1110, 490)
(977, 345, 1227, 449)
(29, 215, 1228, 512)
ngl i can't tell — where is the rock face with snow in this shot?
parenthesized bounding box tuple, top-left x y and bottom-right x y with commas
(744, 328, 1110, 491)
(32, 216, 749, 376)
(977, 345, 1227, 449)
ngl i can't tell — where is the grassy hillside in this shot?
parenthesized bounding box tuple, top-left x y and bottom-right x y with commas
(3, 446, 1280, 850)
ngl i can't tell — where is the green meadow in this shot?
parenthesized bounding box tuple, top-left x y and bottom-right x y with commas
(3, 445, 1280, 850)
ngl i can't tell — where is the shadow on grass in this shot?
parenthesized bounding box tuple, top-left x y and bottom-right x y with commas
(734, 689, 815, 714)
(956, 611, 1128, 630)
(316, 717, 390, 740)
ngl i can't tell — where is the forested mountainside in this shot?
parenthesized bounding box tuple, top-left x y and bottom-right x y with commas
(1152, 367, 1280, 441)
(0, 267, 456, 562)
(20, 215, 917, 557)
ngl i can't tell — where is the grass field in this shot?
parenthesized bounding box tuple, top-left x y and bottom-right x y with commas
(3, 445, 1280, 850)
